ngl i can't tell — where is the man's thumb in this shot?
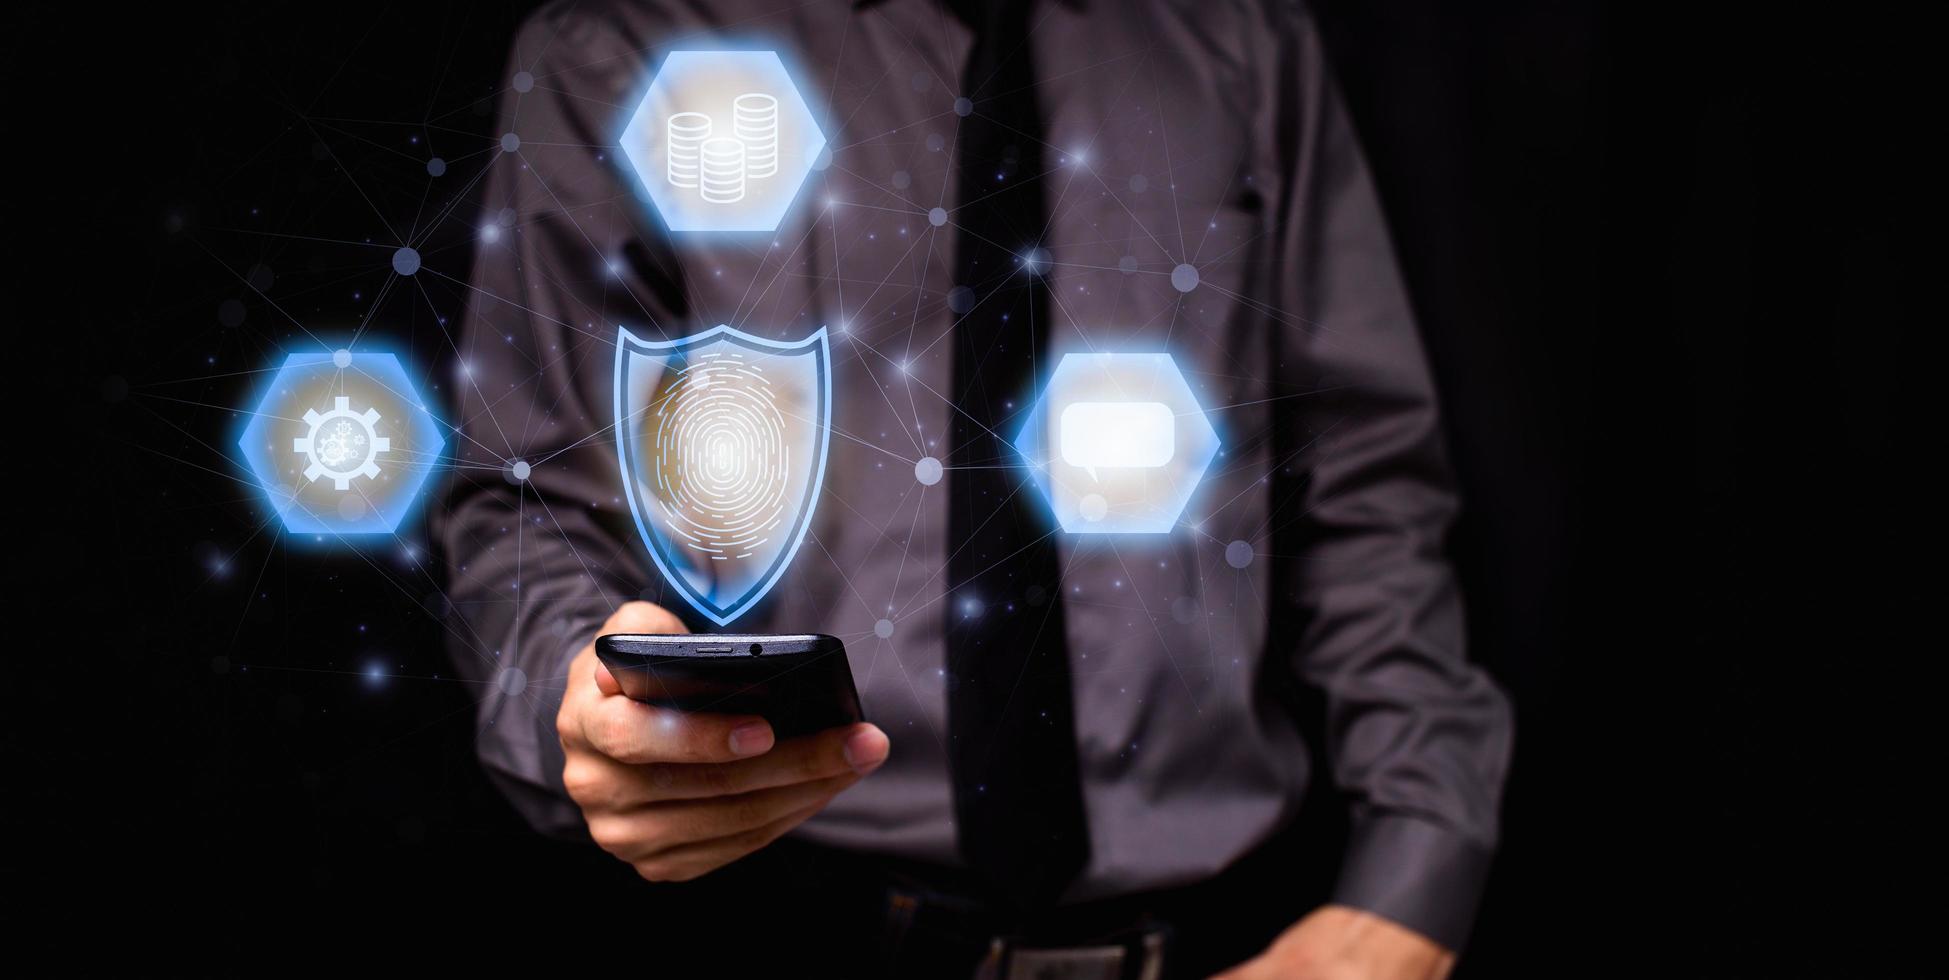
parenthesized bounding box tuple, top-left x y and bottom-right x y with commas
(604, 600, 686, 635)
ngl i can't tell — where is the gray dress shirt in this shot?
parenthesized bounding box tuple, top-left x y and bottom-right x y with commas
(436, 0, 1512, 950)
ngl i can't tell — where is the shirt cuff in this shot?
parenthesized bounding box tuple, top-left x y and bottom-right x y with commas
(479, 623, 607, 842)
(1330, 812, 1496, 952)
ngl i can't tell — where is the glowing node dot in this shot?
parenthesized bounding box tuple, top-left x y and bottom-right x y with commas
(392, 247, 421, 276)
(954, 97, 973, 117)
(947, 286, 975, 314)
(1118, 255, 1139, 275)
(1172, 263, 1200, 293)
(510, 460, 531, 481)
(928, 207, 948, 227)
(332, 349, 353, 368)
(874, 619, 895, 639)
(426, 157, 446, 177)
(892, 169, 912, 190)
(498, 667, 528, 696)
(915, 456, 943, 486)
(1225, 540, 1254, 569)
(512, 71, 534, 93)
(1079, 493, 1109, 522)
(927, 133, 946, 152)
(501, 132, 521, 153)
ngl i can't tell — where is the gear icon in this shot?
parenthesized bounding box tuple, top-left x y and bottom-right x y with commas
(293, 395, 391, 490)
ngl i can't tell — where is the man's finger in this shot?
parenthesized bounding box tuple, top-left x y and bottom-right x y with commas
(603, 600, 687, 635)
(633, 723, 888, 802)
(580, 698, 773, 765)
(641, 771, 859, 843)
(638, 799, 833, 882)
(593, 658, 622, 697)
(582, 601, 680, 699)
(565, 723, 887, 810)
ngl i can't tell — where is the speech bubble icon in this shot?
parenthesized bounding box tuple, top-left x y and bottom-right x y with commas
(1059, 401, 1176, 480)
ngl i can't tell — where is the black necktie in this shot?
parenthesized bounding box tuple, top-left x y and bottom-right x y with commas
(945, 0, 1090, 912)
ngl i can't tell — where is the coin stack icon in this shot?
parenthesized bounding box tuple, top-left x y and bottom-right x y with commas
(663, 93, 786, 207)
(699, 137, 748, 204)
(733, 93, 780, 179)
(666, 112, 712, 188)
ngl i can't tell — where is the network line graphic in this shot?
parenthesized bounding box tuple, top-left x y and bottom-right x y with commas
(162, 23, 1347, 793)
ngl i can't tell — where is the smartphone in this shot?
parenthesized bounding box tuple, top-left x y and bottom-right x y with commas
(593, 633, 863, 739)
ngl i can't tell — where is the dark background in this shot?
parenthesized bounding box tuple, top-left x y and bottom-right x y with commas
(10, 1, 1926, 972)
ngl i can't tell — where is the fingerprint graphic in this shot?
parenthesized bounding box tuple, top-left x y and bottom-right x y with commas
(647, 351, 792, 562)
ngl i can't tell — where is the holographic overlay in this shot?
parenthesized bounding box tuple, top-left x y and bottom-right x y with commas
(1059, 401, 1176, 480)
(237, 350, 447, 536)
(295, 395, 391, 490)
(617, 50, 828, 234)
(616, 325, 832, 625)
(1012, 353, 1220, 535)
(647, 349, 792, 562)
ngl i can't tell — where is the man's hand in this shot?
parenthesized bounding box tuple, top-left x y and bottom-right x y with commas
(556, 601, 890, 882)
(1212, 905, 1455, 980)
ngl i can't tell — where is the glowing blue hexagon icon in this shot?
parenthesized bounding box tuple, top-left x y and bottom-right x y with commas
(236, 351, 446, 536)
(1012, 353, 1219, 534)
(618, 51, 827, 234)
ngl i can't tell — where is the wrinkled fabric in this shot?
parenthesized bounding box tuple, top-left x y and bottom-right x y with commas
(436, 0, 1512, 951)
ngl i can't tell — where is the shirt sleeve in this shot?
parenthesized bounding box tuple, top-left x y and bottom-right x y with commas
(433, 8, 673, 840)
(1270, 5, 1515, 952)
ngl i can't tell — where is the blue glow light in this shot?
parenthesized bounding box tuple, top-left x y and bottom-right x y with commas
(616, 49, 830, 235)
(235, 349, 447, 538)
(1011, 352, 1220, 535)
(613, 324, 832, 626)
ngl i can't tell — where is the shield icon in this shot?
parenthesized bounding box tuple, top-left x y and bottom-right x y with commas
(614, 324, 832, 626)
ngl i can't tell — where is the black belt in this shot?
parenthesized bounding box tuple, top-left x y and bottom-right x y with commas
(880, 873, 1171, 980)
(740, 831, 1328, 979)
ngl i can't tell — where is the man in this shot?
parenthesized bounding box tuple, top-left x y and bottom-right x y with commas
(439, 1, 1511, 976)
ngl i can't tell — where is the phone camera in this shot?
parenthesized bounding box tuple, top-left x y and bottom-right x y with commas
(748, 643, 763, 656)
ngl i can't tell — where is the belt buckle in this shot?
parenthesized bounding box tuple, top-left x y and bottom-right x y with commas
(977, 929, 1167, 980)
